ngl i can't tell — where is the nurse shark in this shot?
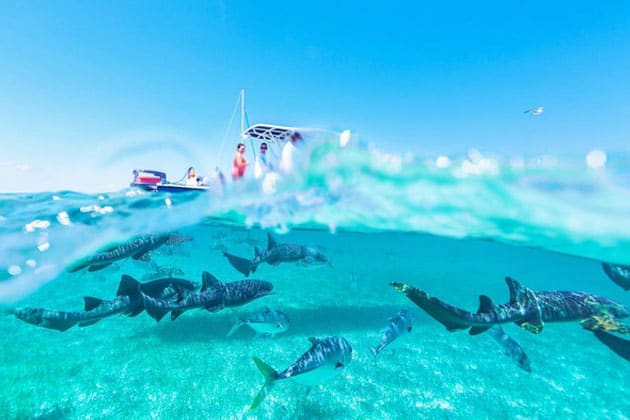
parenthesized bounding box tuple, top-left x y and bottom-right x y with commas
(8, 274, 197, 331)
(390, 276, 630, 335)
(223, 232, 328, 277)
(67, 232, 190, 273)
(141, 271, 273, 322)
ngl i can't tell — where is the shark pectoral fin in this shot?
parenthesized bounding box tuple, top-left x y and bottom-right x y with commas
(581, 313, 630, 334)
(592, 330, 630, 361)
(78, 319, 101, 328)
(39, 317, 78, 332)
(88, 263, 112, 272)
(143, 300, 169, 322)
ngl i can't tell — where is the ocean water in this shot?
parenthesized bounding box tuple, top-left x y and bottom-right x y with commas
(1, 138, 629, 419)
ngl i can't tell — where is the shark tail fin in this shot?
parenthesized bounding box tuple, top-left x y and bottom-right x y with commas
(249, 357, 278, 411)
(227, 320, 244, 337)
(369, 346, 379, 357)
(223, 252, 253, 277)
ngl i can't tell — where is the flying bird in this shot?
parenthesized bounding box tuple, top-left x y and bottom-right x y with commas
(524, 106, 544, 116)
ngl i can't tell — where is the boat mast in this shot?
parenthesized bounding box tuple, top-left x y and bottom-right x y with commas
(240, 89, 245, 136)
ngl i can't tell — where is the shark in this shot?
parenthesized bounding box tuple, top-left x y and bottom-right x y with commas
(601, 262, 630, 291)
(227, 307, 290, 338)
(141, 271, 273, 322)
(8, 274, 197, 331)
(249, 336, 353, 410)
(390, 276, 630, 335)
(67, 232, 190, 273)
(370, 309, 412, 357)
(222, 232, 328, 277)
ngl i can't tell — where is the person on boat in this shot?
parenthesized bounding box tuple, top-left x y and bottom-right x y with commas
(185, 166, 199, 186)
(232, 143, 248, 180)
(279, 131, 302, 174)
(254, 142, 274, 179)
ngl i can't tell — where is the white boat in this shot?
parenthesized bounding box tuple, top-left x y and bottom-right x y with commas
(130, 90, 305, 192)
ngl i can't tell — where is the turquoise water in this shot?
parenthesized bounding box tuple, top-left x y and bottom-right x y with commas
(1, 140, 629, 419)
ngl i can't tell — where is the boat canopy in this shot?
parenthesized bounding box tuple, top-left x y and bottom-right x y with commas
(241, 124, 300, 143)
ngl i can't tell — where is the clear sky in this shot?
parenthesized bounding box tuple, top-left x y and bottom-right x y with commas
(1, 1, 629, 192)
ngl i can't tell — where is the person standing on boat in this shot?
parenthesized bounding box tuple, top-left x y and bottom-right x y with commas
(280, 132, 302, 174)
(232, 143, 248, 180)
(185, 166, 199, 186)
(254, 142, 274, 179)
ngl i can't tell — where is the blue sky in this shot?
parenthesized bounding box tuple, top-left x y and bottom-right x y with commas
(1, 1, 629, 192)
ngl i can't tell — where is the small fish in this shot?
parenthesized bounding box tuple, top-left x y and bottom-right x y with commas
(227, 307, 289, 337)
(223, 232, 328, 277)
(485, 325, 532, 372)
(250, 336, 353, 410)
(370, 309, 412, 356)
(602, 262, 630, 291)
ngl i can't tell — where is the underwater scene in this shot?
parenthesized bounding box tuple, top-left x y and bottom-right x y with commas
(1, 138, 630, 419)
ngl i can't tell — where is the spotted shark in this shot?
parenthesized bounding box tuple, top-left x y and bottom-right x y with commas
(67, 232, 190, 273)
(8, 274, 197, 331)
(141, 271, 273, 322)
(485, 325, 532, 372)
(391, 277, 630, 335)
(250, 336, 353, 411)
(227, 307, 289, 338)
(370, 309, 412, 356)
(223, 232, 328, 277)
(601, 262, 630, 291)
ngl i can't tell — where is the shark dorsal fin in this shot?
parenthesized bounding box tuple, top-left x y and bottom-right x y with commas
(308, 337, 319, 346)
(267, 232, 277, 250)
(505, 277, 529, 305)
(468, 295, 496, 335)
(83, 296, 103, 311)
(117, 275, 140, 297)
(477, 295, 495, 313)
(201, 271, 222, 292)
